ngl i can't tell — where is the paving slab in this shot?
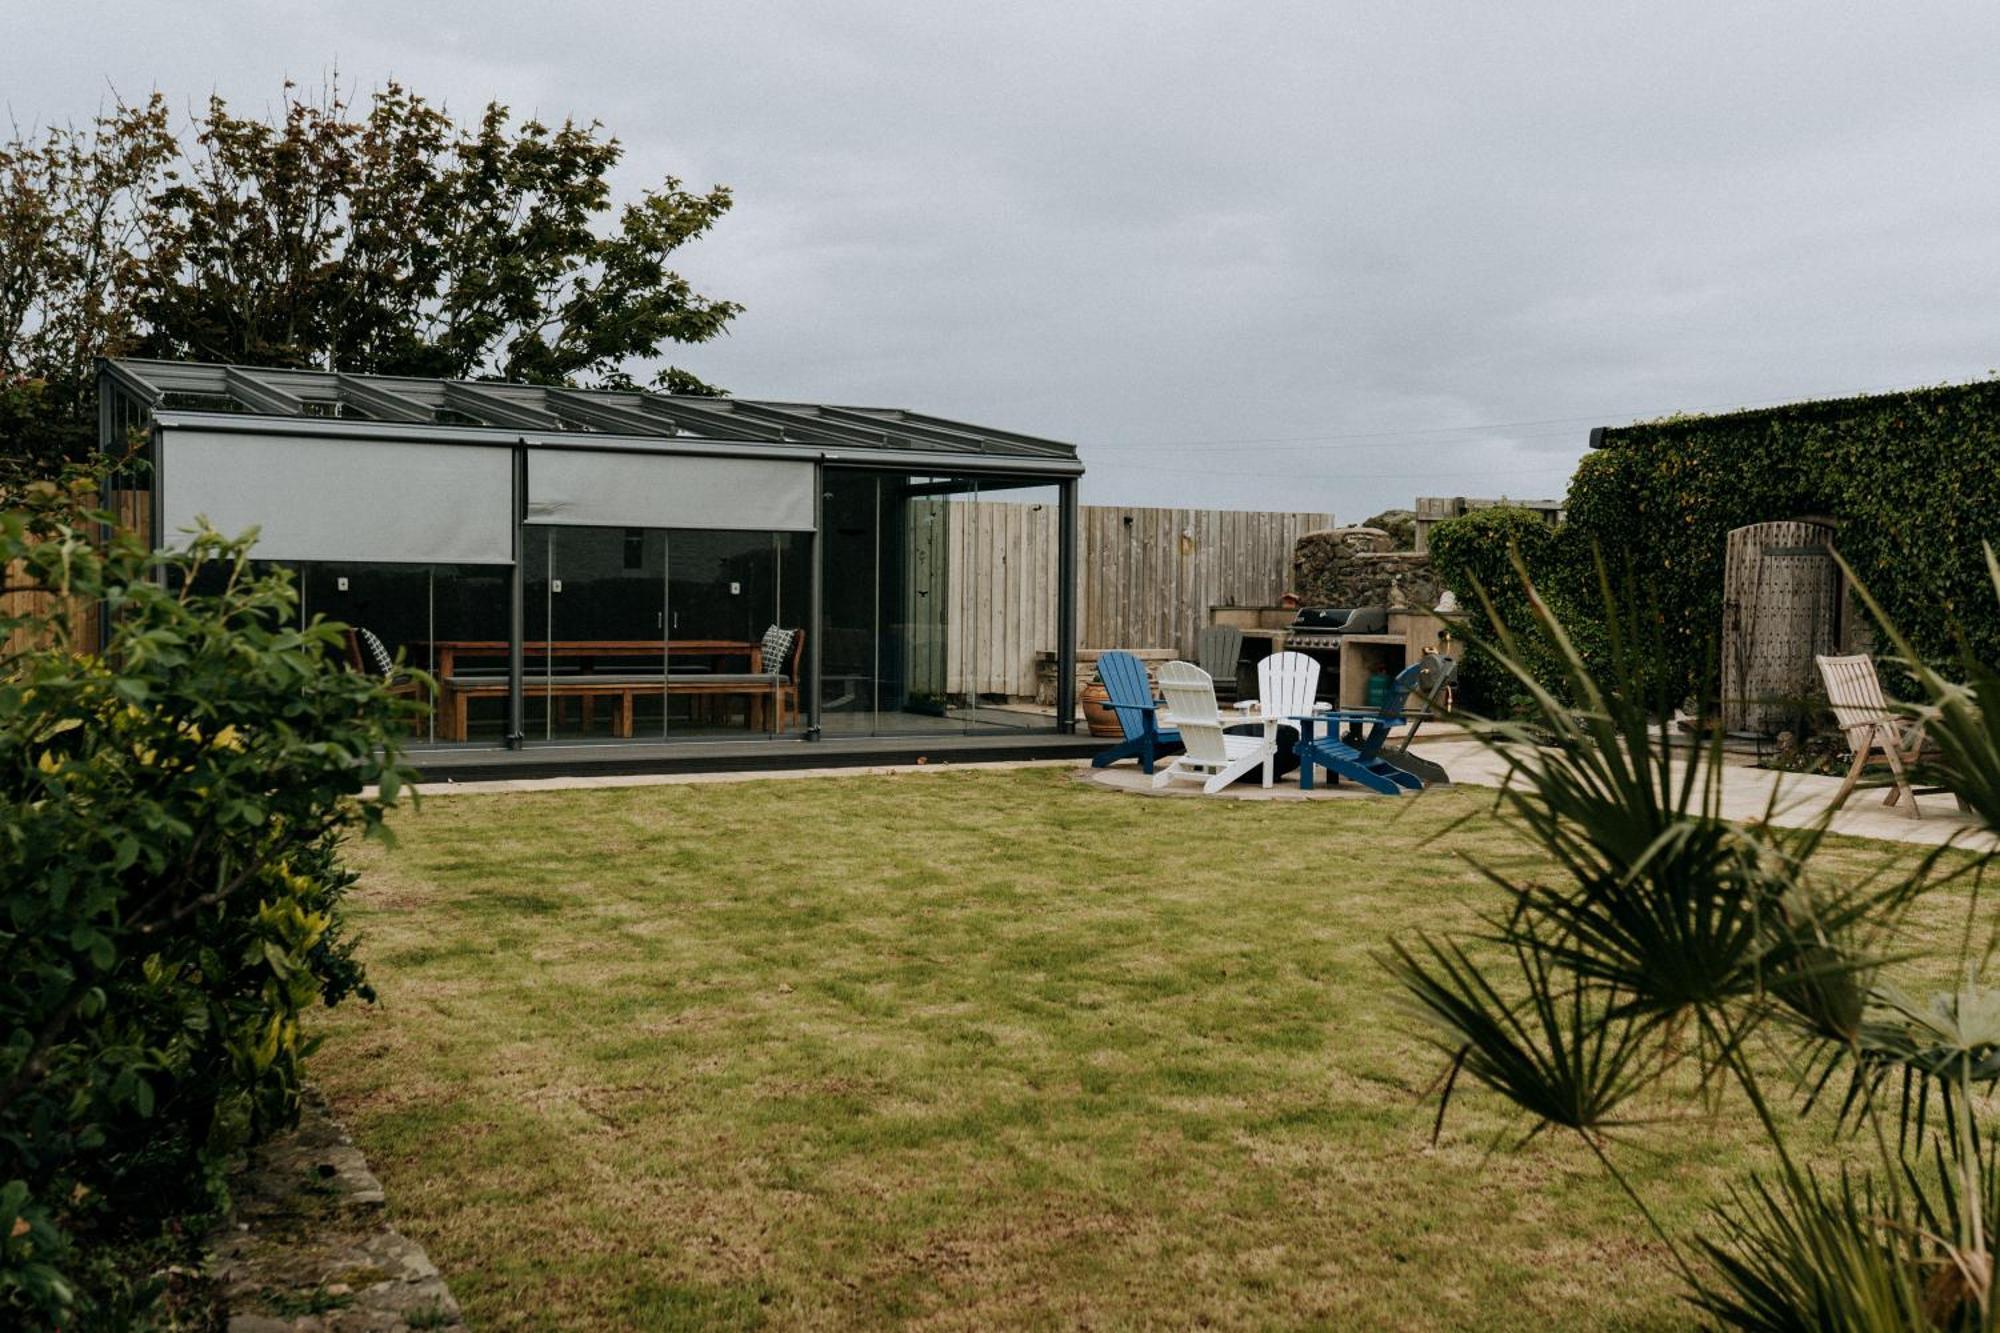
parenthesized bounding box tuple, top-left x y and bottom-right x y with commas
(1419, 739, 1993, 850)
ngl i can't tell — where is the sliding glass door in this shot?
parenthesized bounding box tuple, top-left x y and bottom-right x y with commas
(669, 530, 811, 738)
(524, 526, 668, 742)
(521, 524, 809, 744)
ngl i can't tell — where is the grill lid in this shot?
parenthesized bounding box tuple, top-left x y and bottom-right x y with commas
(1288, 606, 1388, 634)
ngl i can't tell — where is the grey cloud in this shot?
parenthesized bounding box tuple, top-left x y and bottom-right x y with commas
(9, 0, 1998, 518)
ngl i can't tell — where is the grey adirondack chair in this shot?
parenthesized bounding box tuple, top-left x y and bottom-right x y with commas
(1196, 625, 1244, 705)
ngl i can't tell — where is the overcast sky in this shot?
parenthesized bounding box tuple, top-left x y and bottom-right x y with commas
(9, 2, 1999, 519)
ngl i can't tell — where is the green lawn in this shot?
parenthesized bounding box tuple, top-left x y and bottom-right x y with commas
(312, 766, 1942, 1330)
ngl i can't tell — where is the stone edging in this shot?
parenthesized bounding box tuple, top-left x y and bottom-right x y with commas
(207, 1088, 463, 1332)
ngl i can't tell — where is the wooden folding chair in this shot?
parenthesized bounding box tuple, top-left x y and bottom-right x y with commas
(1816, 653, 1926, 819)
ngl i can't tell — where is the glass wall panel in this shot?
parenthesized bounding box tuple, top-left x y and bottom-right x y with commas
(819, 470, 881, 735)
(818, 466, 1059, 737)
(525, 526, 668, 743)
(296, 562, 510, 746)
(519, 524, 809, 745)
(429, 564, 512, 745)
(962, 480, 1063, 731)
(665, 530, 811, 738)
(884, 474, 973, 732)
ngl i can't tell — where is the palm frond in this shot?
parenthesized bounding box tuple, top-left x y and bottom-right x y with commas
(1381, 932, 1661, 1142)
(1693, 1167, 1937, 1332)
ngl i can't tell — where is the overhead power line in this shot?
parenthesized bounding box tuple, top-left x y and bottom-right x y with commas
(1123, 460, 1579, 484)
(1085, 377, 1941, 453)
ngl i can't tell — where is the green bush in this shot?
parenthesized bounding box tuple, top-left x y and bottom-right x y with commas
(1424, 506, 1578, 716)
(0, 475, 411, 1326)
(1568, 381, 2000, 705)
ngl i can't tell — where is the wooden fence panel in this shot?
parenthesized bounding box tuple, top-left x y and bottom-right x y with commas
(4, 558, 99, 659)
(945, 502, 1330, 698)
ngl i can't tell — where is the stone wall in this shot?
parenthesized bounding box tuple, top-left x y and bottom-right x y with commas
(1290, 527, 1439, 609)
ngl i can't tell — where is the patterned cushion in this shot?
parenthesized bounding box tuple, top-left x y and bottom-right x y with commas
(760, 625, 797, 678)
(357, 627, 396, 679)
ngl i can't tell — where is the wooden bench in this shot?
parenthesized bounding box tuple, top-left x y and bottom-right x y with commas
(428, 634, 804, 742)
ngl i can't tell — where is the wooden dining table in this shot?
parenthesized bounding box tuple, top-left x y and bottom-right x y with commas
(418, 639, 766, 741)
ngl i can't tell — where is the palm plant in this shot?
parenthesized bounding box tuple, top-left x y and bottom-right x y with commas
(1386, 551, 2000, 1330)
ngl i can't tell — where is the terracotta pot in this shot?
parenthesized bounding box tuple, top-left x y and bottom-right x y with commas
(1080, 680, 1122, 737)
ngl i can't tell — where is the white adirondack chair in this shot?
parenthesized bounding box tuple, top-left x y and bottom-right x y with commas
(1817, 653, 1926, 818)
(1255, 651, 1327, 738)
(1233, 651, 1329, 773)
(1152, 661, 1276, 794)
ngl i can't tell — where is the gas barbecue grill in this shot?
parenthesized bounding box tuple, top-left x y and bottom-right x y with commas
(1283, 606, 1390, 703)
(1283, 605, 1389, 650)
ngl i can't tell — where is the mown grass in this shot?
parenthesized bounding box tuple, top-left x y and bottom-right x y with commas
(312, 766, 1969, 1330)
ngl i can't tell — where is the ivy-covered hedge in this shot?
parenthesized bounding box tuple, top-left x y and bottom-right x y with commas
(1569, 381, 2000, 704)
(1430, 379, 2000, 712)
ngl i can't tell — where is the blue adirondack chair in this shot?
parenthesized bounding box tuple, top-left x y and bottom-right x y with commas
(1377, 653, 1457, 788)
(1089, 650, 1182, 775)
(1295, 660, 1428, 795)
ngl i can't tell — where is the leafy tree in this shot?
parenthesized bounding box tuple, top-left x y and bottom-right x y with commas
(0, 99, 176, 473)
(0, 82, 740, 476)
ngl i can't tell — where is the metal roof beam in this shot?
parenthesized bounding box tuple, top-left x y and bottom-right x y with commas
(796, 404, 996, 453)
(704, 399, 918, 450)
(442, 381, 565, 430)
(335, 374, 434, 423)
(99, 359, 166, 405)
(543, 389, 680, 438)
(858, 408, 1076, 458)
(635, 396, 779, 442)
(223, 367, 307, 417)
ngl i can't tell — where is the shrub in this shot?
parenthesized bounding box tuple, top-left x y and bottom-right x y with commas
(1425, 505, 1576, 716)
(0, 474, 411, 1326)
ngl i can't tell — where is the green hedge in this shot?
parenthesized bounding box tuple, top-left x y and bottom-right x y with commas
(1425, 507, 1570, 715)
(1570, 381, 2000, 704)
(1430, 380, 2000, 712)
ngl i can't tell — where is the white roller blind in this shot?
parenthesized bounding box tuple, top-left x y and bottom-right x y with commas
(527, 449, 815, 531)
(160, 429, 515, 564)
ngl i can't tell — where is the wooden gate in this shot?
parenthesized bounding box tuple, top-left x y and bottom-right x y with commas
(1721, 520, 1839, 734)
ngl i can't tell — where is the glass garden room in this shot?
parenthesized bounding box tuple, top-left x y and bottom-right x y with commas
(100, 359, 1083, 749)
